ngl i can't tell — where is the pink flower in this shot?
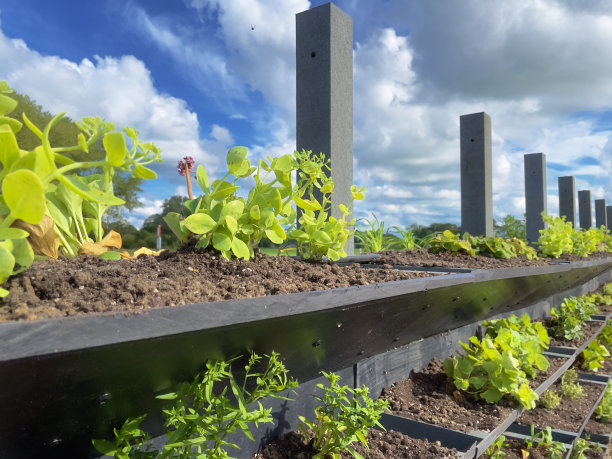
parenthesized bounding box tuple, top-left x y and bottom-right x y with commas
(177, 156, 195, 176)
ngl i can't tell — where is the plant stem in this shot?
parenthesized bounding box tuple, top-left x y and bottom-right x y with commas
(185, 163, 194, 200)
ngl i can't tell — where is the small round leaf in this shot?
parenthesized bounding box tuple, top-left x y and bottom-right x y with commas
(2, 169, 45, 223)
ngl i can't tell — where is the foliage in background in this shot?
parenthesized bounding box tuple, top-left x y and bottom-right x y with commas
(538, 213, 611, 258)
(299, 371, 388, 459)
(93, 352, 298, 459)
(354, 214, 392, 253)
(581, 339, 610, 372)
(494, 214, 526, 240)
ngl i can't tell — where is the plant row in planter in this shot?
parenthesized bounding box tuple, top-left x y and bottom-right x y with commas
(355, 213, 612, 260)
(92, 285, 612, 459)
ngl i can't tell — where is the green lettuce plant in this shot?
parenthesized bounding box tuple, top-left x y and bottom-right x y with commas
(93, 352, 298, 459)
(594, 381, 612, 422)
(299, 371, 388, 459)
(550, 296, 599, 341)
(0, 81, 160, 296)
(428, 230, 476, 256)
(581, 340, 610, 372)
(443, 335, 539, 409)
(538, 214, 574, 258)
(539, 389, 561, 409)
(561, 369, 584, 399)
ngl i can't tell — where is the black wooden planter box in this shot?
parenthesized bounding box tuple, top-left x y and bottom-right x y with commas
(0, 257, 610, 458)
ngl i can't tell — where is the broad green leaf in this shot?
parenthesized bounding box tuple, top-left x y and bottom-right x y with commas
(0, 228, 29, 240)
(313, 230, 332, 244)
(226, 146, 248, 175)
(10, 238, 34, 273)
(184, 213, 217, 234)
(163, 212, 191, 242)
(219, 200, 245, 220)
(250, 204, 261, 220)
(196, 165, 209, 192)
(274, 154, 294, 173)
(225, 215, 238, 234)
(481, 386, 503, 403)
(0, 244, 15, 280)
(265, 229, 283, 244)
(91, 439, 118, 455)
(294, 196, 321, 211)
(326, 248, 339, 261)
(8, 147, 55, 179)
(0, 115, 22, 133)
(210, 180, 239, 199)
(231, 237, 250, 259)
(102, 131, 127, 167)
(0, 124, 20, 168)
(212, 230, 232, 252)
(0, 94, 17, 116)
(287, 229, 309, 242)
(2, 169, 46, 223)
(133, 164, 157, 179)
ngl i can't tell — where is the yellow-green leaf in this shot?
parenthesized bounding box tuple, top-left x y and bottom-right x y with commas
(226, 146, 248, 175)
(133, 164, 157, 179)
(225, 215, 238, 234)
(231, 237, 250, 259)
(0, 244, 15, 280)
(265, 229, 283, 244)
(77, 133, 88, 153)
(196, 165, 209, 191)
(102, 131, 127, 167)
(0, 124, 20, 169)
(250, 204, 261, 220)
(294, 196, 321, 211)
(0, 116, 22, 133)
(212, 230, 231, 252)
(2, 169, 46, 223)
(0, 94, 17, 116)
(313, 230, 332, 244)
(184, 213, 216, 234)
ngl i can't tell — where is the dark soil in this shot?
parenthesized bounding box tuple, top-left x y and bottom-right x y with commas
(517, 381, 606, 432)
(252, 428, 458, 459)
(501, 437, 605, 459)
(0, 249, 431, 322)
(364, 248, 548, 269)
(379, 358, 513, 434)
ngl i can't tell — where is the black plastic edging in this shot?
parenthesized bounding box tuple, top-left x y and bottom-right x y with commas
(1, 258, 610, 458)
(377, 413, 480, 458)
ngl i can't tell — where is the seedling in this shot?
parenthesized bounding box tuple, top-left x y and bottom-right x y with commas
(93, 352, 298, 459)
(570, 437, 603, 459)
(561, 369, 584, 399)
(540, 389, 561, 409)
(523, 425, 566, 459)
(299, 371, 388, 459)
(484, 434, 508, 459)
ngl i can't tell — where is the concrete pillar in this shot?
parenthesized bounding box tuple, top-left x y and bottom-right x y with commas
(558, 176, 576, 227)
(578, 190, 592, 229)
(595, 199, 607, 228)
(460, 112, 493, 236)
(607, 206, 612, 232)
(524, 153, 547, 244)
(296, 3, 354, 254)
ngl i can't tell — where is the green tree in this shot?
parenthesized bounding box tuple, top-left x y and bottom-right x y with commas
(495, 214, 527, 240)
(6, 90, 144, 221)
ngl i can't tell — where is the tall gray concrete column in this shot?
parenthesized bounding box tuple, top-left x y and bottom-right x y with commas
(595, 199, 607, 228)
(558, 176, 576, 227)
(524, 153, 547, 244)
(607, 206, 612, 232)
(460, 112, 493, 236)
(578, 190, 592, 229)
(296, 3, 354, 254)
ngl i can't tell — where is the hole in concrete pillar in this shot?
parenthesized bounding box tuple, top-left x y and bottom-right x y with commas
(470, 138, 475, 142)
(311, 51, 316, 58)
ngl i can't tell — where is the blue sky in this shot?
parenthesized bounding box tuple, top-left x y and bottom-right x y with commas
(0, 0, 610, 229)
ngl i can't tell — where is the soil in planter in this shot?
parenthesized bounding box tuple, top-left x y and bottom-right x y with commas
(379, 357, 566, 434)
(517, 380, 606, 432)
(252, 428, 458, 459)
(547, 320, 604, 348)
(363, 248, 547, 269)
(0, 249, 432, 322)
(499, 437, 605, 459)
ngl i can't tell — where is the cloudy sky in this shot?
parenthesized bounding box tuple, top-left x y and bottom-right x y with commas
(0, 0, 610, 230)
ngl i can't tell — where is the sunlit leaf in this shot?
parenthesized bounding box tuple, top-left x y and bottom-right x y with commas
(2, 169, 46, 224)
(103, 131, 127, 167)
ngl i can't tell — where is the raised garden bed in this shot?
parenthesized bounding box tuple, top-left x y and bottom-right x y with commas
(0, 255, 610, 457)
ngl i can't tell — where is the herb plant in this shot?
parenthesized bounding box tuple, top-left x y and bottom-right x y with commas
(561, 369, 584, 399)
(299, 371, 388, 459)
(0, 81, 160, 296)
(288, 149, 365, 261)
(523, 425, 566, 459)
(570, 437, 603, 459)
(484, 434, 508, 459)
(387, 226, 419, 251)
(540, 389, 562, 410)
(354, 214, 391, 253)
(93, 352, 298, 459)
(538, 214, 574, 258)
(428, 230, 476, 256)
(594, 381, 611, 422)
